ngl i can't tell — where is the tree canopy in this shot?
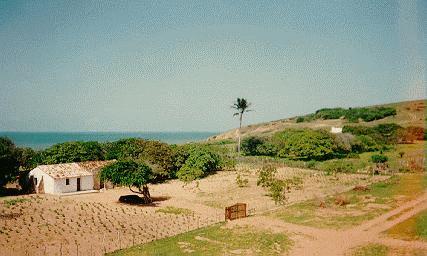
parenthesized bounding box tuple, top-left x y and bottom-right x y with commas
(0, 137, 20, 187)
(41, 141, 104, 164)
(100, 160, 154, 203)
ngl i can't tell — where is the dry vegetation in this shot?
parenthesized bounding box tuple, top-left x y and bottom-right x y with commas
(209, 99, 425, 141)
(0, 164, 387, 256)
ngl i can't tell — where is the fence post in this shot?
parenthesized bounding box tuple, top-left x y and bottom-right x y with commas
(60, 243, 62, 256)
(118, 231, 121, 250)
(44, 245, 47, 255)
(76, 242, 79, 256)
(102, 233, 106, 254)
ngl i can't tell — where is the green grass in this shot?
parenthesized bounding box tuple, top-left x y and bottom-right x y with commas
(2, 198, 30, 207)
(108, 223, 292, 256)
(271, 173, 426, 229)
(386, 209, 427, 241)
(351, 244, 388, 256)
(155, 206, 193, 215)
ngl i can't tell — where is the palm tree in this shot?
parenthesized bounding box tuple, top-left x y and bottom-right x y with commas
(232, 98, 252, 153)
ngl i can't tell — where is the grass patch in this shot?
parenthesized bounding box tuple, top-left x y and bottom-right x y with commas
(155, 206, 193, 215)
(271, 173, 426, 229)
(351, 243, 388, 256)
(108, 223, 292, 256)
(2, 198, 30, 207)
(386, 209, 427, 241)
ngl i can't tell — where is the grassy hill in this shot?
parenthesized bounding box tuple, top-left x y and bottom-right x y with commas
(209, 99, 425, 141)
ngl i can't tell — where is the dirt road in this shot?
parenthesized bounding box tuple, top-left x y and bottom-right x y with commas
(229, 192, 427, 255)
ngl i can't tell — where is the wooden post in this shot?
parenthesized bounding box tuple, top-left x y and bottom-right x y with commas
(118, 231, 121, 250)
(60, 243, 62, 256)
(76, 242, 79, 256)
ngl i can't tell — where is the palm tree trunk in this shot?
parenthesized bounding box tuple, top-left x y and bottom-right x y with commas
(237, 113, 242, 153)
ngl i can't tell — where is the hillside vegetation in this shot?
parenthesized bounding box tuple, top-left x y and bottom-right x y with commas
(209, 99, 425, 141)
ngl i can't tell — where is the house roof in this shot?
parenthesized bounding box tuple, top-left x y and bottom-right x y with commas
(34, 161, 114, 179)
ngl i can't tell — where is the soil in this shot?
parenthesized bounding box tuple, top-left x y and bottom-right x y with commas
(0, 167, 419, 256)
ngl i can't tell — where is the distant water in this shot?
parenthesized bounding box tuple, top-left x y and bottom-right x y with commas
(0, 131, 217, 149)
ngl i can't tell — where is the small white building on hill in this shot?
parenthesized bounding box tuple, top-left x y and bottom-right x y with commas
(29, 161, 114, 194)
(330, 127, 343, 134)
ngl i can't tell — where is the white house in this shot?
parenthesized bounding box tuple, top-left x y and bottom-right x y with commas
(29, 161, 114, 194)
(331, 127, 343, 134)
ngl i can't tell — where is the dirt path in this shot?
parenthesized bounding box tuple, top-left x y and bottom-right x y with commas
(228, 192, 427, 255)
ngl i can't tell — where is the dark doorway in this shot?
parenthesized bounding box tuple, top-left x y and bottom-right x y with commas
(77, 178, 81, 191)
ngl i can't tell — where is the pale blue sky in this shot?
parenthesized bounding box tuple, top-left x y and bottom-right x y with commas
(0, 0, 425, 132)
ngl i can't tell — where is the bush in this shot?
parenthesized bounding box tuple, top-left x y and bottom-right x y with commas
(176, 165, 204, 183)
(343, 123, 402, 145)
(273, 129, 339, 161)
(103, 138, 145, 160)
(235, 174, 249, 187)
(0, 137, 20, 187)
(256, 142, 278, 156)
(256, 165, 286, 204)
(257, 165, 277, 188)
(314, 107, 396, 122)
(296, 116, 304, 123)
(371, 154, 388, 163)
(140, 140, 175, 179)
(41, 141, 105, 164)
(241, 137, 264, 156)
(350, 135, 381, 153)
(268, 180, 286, 204)
(176, 147, 221, 182)
(306, 160, 317, 169)
(321, 160, 356, 175)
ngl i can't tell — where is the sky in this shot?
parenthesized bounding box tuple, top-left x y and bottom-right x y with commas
(0, 0, 425, 132)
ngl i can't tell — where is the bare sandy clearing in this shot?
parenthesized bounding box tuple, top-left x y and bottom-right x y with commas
(0, 167, 390, 256)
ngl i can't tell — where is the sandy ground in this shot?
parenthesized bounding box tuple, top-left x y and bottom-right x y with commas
(228, 192, 427, 255)
(0, 167, 396, 256)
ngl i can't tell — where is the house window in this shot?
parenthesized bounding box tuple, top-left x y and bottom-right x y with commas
(66, 178, 70, 185)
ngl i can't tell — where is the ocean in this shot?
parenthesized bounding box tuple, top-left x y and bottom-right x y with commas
(0, 131, 218, 149)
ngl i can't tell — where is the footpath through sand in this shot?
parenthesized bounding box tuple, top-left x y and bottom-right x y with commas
(228, 192, 427, 255)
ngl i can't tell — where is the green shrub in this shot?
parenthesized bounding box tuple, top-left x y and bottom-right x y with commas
(0, 137, 20, 187)
(175, 147, 222, 183)
(296, 116, 304, 123)
(257, 165, 277, 188)
(256, 165, 286, 204)
(306, 160, 317, 169)
(343, 123, 402, 145)
(236, 174, 249, 187)
(371, 154, 388, 163)
(256, 142, 278, 156)
(320, 160, 356, 175)
(241, 137, 264, 156)
(176, 165, 204, 183)
(273, 129, 339, 160)
(268, 180, 286, 204)
(351, 135, 381, 152)
(41, 141, 104, 164)
(314, 107, 396, 122)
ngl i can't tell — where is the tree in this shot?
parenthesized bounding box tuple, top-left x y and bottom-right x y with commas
(41, 141, 104, 164)
(16, 147, 38, 171)
(100, 160, 154, 203)
(232, 98, 252, 154)
(0, 137, 20, 187)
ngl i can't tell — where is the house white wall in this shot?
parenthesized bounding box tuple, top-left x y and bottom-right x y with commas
(331, 127, 343, 134)
(29, 167, 55, 194)
(29, 167, 94, 194)
(53, 176, 93, 193)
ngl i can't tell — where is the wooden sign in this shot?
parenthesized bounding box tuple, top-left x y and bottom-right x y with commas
(225, 203, 247, 221)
